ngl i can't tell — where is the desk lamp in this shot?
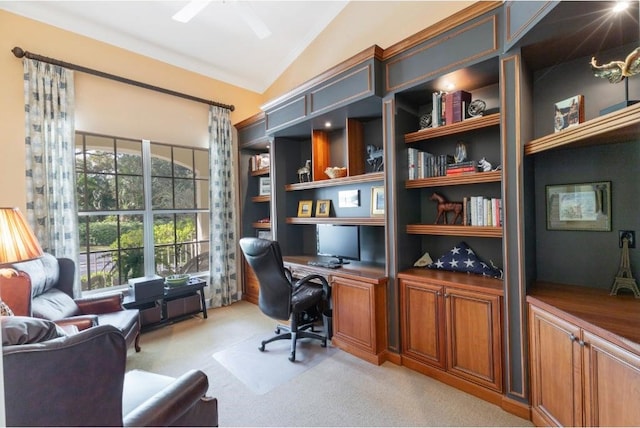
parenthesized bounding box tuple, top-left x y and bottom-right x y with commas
(0, 207, 43, 278)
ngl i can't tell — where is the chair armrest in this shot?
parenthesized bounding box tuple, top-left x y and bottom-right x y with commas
(123, 370, 217, 427)
(75, 291, 124, 314)
(54, 315, 98, 331)
(0, 272, 32, 316)
(295, 274, 331, 303)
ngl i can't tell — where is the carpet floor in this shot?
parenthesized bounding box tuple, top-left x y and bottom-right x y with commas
(126, 300, 533, 427)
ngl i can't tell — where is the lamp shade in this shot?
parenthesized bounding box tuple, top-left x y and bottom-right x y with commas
(0, 207, 43, 265)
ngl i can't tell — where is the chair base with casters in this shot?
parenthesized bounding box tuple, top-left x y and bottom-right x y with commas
(239, 237, 331, 362)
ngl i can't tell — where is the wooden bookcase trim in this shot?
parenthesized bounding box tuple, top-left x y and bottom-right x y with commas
(398, 268, 503, 295)
(405, 113, 500, 143)
(406, 224, 502, 238)
(252, 222, 271, 229)
(285, 171, 384, 191)
(251, 195, 270, 203)
(406, 170, 501, 188)
(286, 217, 385, 226)
(525, 102, 640, 155)
(250, 167, 270, 177)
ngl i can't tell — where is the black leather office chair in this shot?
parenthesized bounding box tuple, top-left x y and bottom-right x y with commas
(239, 237, 330, 362)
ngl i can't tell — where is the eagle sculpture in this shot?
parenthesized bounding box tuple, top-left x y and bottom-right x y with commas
(591, 47, 640, 83)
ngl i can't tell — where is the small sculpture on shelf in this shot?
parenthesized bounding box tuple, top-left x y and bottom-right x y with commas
(297, 159, 311, 183)
(430, 192, 463, 225)
(454, 142, 467, 163)
(591, 47, 640, 84)
(366, 144, 384, 172)
(478, 158, 492, 172)
(467, 99, 486, 117)
(610, 232, 639, 298)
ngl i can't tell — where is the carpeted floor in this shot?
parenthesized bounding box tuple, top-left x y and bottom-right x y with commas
(126, 300, 533, 427)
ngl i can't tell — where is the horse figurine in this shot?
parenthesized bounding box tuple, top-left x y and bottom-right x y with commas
(366, 144, 384, 171)
(297, 159, 311, 182)
(430, 192, 463, 225)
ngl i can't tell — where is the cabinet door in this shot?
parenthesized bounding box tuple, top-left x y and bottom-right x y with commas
(529, 304, 583, 427)
(446, 287, 502, 392)
(400, 278, 445, 368)
(583, 331, 640, 427)
(333, 276, 383, 354)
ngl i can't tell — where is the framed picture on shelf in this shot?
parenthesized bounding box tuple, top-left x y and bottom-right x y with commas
(546, 181, 611, 231)
(554, 95, 584, 132)
(258, 177, 271, 196)
(316, 200, 331, 217)
(371, 186, 385, 217)
(256, 230, 272, 240)
(297, 200, 313, 217)
(338, 190, 359, 207)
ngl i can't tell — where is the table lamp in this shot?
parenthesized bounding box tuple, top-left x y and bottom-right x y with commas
(0, 207, 43, 277)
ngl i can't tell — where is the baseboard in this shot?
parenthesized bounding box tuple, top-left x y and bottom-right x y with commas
(501, 395, 531, 420)
(384, 350, 402, 365)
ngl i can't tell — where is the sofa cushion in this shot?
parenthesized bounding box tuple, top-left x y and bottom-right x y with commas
(32, 288, 80, 320)
(13, 253, 60, 297)
(1, 315, 66, 345)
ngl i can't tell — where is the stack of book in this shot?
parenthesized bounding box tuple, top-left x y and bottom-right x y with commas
(408, 148, 454, 179)
(431, 90, 472, 127)
(250, 153, 270, 171)
(462, 196, 502, 227)
(446, 160, 478, 176)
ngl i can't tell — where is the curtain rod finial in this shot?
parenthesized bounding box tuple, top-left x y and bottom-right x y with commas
(11, 47, 25, 58)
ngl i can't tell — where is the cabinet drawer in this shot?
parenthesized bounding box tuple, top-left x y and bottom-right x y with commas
(165, 294, 201, 319)
(140, 302, 162, 325)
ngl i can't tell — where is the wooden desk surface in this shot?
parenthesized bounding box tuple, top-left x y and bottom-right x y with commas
(283, 256, 386, 285)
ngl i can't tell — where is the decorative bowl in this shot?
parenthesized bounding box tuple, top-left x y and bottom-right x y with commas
(324, 167, 347, 179)
(165, 274, 190, 287)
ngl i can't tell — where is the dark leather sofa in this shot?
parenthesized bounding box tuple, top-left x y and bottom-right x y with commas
(6, 252, 141, 351)
(2, 316, 218, 426)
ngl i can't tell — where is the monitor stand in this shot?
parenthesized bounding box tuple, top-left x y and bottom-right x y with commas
(330, 258, 350, 265)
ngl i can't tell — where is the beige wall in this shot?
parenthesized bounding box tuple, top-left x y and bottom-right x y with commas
(0, 9, 263, 212)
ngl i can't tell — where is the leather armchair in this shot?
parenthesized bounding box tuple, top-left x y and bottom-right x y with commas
(4, 253, 141, 351)
(2, 317, 218, 427)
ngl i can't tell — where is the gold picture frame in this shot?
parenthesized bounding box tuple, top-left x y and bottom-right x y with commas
(546, 181, 611, 231)
(316, 200, 331, 217)
(297, 200, 313, 217)
(371, 186, 385, 217)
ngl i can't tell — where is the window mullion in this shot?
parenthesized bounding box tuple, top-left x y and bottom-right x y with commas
(142, 139, 155, 276)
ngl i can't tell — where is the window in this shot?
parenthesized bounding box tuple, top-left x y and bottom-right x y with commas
(75, 132, 209, 291)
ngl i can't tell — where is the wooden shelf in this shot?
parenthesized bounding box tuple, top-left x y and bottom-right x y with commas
(406, 170, 501, 188)
(525, 103, 640, 156)
(250, 167, 270, 176)
(406, 224, 502, 238)
(285, 172, 384, 191)
(286, 217, 385, 226)
(404, 113, 501, 144)
(252, 222, 271, 229)
(251, 195, 270, 203)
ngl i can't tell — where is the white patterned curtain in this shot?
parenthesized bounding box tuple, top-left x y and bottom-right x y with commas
(208, 105, 238, 307)
(23, 59, 79, 295)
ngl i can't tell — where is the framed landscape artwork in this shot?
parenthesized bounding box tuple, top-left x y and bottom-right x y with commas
(546, 181, 611, 231)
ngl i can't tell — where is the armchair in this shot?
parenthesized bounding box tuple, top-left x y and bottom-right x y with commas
(239, 237, 330, 362)
(4, 252, 141, 351)
(2, 317, 218, 427)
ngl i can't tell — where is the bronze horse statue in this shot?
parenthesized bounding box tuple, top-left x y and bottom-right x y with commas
(430, 192, 463, 225)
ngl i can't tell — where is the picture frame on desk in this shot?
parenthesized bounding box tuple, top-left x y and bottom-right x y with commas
(546, 181, 611, 231)
(371, 186, 385, 217)
(258, 177, 271, 196)
(297, 200, 313, 217)
(316, 200, 331, 217)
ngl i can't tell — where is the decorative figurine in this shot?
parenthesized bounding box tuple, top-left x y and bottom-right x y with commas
(454, 142, 467, 163)
(478, 158, 492, 172)
(366, 144, 384, 172)
(467, 99, 486, 117)
(430, 192, 463, 225)
(419, 113, 432, 129)
(591, 47, 640, 84)
(610, 232, 640, 298)
(297, 159, 311, 182)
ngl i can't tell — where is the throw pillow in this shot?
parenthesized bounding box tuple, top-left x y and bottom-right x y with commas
(1, 316, 67, 346)
(427, 241, 503, 279)
(0, 299, 14, 316)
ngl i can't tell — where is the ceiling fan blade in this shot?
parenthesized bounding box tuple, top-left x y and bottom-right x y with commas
(172, 0, 212, 23)
(231, 1, 272, 40)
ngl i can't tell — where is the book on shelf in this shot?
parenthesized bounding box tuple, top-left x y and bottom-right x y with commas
(250, 153, 270, 171)
(444, 90, 472, 125)
(446, 160, 478, 175)
(409, 150, 454, 179)
(463, 196, 502, 227)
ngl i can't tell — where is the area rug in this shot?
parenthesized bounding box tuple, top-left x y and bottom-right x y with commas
(212, 332, 337, 395)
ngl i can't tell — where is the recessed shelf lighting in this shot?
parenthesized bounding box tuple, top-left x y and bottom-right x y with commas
(324, 121, 332, 128)
(612, 1, 630, 13)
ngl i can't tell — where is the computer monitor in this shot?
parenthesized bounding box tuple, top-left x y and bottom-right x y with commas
(316, 224, 360, 264)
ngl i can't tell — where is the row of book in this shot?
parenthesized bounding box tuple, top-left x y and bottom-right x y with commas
(408, 148, 481, 179)
(462, 196, 502, 227)
(431, 90, 472, 128)
(249, 153, 270, 171)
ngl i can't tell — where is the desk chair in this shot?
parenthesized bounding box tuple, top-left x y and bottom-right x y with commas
(239, 237, 330, 362)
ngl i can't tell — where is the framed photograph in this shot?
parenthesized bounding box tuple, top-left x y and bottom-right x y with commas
(297, 200, 313, 217)
(554, 95, 584, 132)
(546, 181, 611, 231)
(256, 230, 272, 240)
(258, 177, 270, 196)
(338, 190, 359, 208)
(316, 200, 331, 217)
(371, 186, 385, 217)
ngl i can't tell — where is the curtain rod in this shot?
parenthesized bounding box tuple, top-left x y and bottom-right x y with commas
(11, 46, 235, 111)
